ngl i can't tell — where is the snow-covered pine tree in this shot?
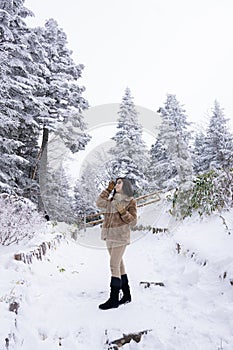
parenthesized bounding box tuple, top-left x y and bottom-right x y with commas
(73, 179, 88, 222)
(192, 131, 208, 174)
(33, 19, 91, 154)
(31, 19, 91, 209)
(147, 127, 177, 191)
(42, 165, 74, 223)
(157, 94, 193, 188)
(108, 87, 149, 194)
(73, 169, 98, 223)
(157, 94, 194, 218)
(202, 100, 233, 171)
(0, 0, 41, 199)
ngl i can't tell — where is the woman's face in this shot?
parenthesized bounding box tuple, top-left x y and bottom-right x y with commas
(115, 179, 123, 193)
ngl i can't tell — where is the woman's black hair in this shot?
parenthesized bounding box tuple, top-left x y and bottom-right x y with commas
(112, 177, 134, 198)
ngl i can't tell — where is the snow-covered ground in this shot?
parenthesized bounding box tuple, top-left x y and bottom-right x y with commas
(1, 202, 233, 350)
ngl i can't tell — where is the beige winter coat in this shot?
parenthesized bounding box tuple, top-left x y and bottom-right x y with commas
(96, 190, 137, 245)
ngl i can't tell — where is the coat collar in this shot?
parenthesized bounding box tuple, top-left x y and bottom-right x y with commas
(113, 192, 133, 203)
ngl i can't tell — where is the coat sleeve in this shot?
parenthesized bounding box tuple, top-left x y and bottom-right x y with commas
(96, 189, 110, 209)
(120, 199, 137, 226)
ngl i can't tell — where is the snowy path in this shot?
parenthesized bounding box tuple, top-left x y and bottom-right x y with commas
(2, 224, 233, 350)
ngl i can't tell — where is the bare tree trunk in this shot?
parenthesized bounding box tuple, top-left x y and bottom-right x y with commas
(38, 127, 49, 211)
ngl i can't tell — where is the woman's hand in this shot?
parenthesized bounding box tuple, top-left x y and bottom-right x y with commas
(116, 202, 127, 215)
(106, 180, 115, 193)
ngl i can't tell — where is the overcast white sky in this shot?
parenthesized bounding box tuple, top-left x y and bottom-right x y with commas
(24, 0, 233, 127)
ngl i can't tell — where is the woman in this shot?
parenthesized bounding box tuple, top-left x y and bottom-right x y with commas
(96, 177, 137, 310)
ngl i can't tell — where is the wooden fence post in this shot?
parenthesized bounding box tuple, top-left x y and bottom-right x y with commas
(84, 211, 86, 232)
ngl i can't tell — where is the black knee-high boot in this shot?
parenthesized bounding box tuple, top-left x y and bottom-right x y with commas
(99, 277, 121, 310)
(119, 274, 131, 305)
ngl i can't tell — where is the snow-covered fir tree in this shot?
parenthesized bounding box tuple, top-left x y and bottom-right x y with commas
(0, 0, 41, 199)
(192, 131, 208, 174)
(157, 94, 193, 189)
(0, 3, 91, 205)
(33, 19, 91, 153)
(73, 167, 99, 222)
(108, 88, 149, 193)
(42, 165, 74, 223)
(33, 19, 91, 210)
(202, 100, 233, 171)
(147, 128, 177, 191)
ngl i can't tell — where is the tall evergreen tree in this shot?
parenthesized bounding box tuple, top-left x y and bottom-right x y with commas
(30, 19, 91, 202)
(157, 94, 193, 189)
(192, 131, 207, 174)
(108, 87, 149, 193)
(43, 165, 74, 223)
(0, 4, 91, 206)
(0, 0, 41, 198)
(33, 19, 90, 151)
(73, 168, 98, 221)
(147, 128, 177, 191)
(202, 100, 233, 171)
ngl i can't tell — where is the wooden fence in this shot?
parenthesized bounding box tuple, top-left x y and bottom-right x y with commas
(80, 191, 162, 228)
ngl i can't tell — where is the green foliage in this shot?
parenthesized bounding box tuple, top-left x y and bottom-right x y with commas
(168, 187, 193, 218)
(189, 170, 221, 216)
(169, 169, 233, 218)
(58, 267, 66, 273)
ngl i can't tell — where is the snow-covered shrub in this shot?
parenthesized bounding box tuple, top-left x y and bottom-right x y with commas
(170, 169, 233, 218)
(0, 194, 45, 246)
(168, 187, 193, 219)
